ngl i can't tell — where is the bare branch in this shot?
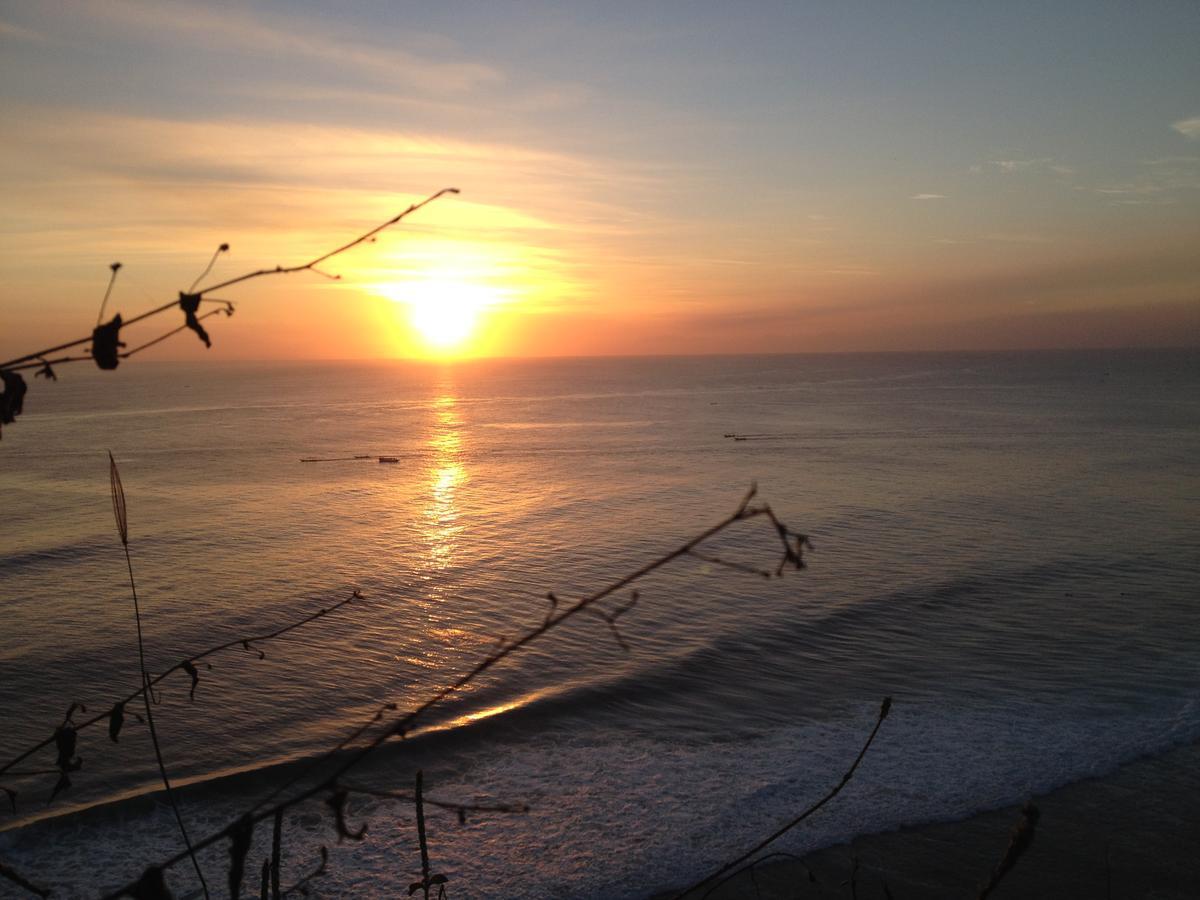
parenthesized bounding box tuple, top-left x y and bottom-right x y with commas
(189, 244, 229, 293)
(191, 188, 459, 296)
(686, 549, 773, 578)
(341, 782, 530, 820)
(279, 846, 326, 898)
(0, 188, 458, 373)
(111, 455, 209, 897)
(270, 809, 283, 900)
(977, 802, 1040, 899)
(96, 262, 123, 327)
(673, 697, 892, 900)
(0, 858, 51, 898)
(97, 489, 807, 899)
(0, 590, 366, 789)
(121, 303, 234, 358)
(412, 771, 433, 900)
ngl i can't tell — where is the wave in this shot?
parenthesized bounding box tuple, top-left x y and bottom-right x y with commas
(8, 535, 1193, 830)
(0, 537, 111, 575)
(6, 694, 1199, 899)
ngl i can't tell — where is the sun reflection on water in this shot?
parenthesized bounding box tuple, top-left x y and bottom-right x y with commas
(425, 393, 466, 573)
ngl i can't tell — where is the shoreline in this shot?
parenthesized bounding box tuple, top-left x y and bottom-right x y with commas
(662, 739, 1200, 899)
(4, 735, 1198, 897)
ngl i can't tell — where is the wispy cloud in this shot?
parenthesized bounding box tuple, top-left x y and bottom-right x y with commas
(969, 158, 1074, 178)
(910, 193, 946, 200)
(1141, 156, 1200, 166)
(825, 266, 879, 276)
(1, 109, 630, 200)
(0, 108, 629, 268)
(81, 0, 503, 95)
(1090, 156, 1200, 197)
(1171, 116, 1200, 140)
(0, 17, 48, 42)
(0, 106, 676, 315)
(988, 158, 1052, 173)
(1107, 198, 1178, 207)
(983, 232, 1055, 244)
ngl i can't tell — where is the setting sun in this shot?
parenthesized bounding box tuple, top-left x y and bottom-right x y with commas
(408, 278, 491, 348)
(374, 275, 500, 354)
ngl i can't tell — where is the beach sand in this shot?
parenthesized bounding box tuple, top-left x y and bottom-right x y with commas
(664, 741, 1200, 899)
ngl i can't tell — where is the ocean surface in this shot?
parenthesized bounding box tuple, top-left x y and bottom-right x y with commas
(1, 350, 1198, 898)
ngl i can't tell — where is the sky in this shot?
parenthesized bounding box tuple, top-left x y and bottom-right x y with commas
(1, 0, 1198, 360)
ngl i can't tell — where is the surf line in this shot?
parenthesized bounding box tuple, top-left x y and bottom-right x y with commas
(299, 455, 401, 463)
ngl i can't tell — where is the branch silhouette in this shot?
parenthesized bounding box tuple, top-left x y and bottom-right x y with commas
(977, 802, 1040, 899)
(108, 453, 210, 897)
(0, 188, 459, 436)
(94, 485, 810, 898)
(340, 782, 530, 820)
(672, 696, 892, 900)
(0, 590, 364, 798)
(409, 770, 448, 899)
(0, 858, 50, 898)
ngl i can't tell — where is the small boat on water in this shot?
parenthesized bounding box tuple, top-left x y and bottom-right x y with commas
(299, 453, 401, 464)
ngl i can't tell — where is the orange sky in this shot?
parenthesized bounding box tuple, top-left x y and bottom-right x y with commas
(2, 2, 1198, 361)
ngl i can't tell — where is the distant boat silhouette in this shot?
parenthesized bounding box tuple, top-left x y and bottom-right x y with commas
(299, 453, 401, 463)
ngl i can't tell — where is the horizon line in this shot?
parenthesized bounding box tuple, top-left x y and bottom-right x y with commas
(76, 344, 1200, 366)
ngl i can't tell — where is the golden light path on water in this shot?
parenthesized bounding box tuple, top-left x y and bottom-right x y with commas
(424, 392, 466, 578)
(443, 686, 560, 730)
(395, 390, 472, 683)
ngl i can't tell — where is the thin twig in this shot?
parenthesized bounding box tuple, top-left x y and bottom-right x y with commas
(270, 809, 283, 900)
(192, 189, 458, 297)
(243, 501, 791, 824)
(109, 454, 210, 897)
(415, 771, 432, 900)
(279, 846, 327, 898)
(739, 851, 818, 889)
(977, 802, 1039, 899)
(0, 353, 94, 374)
(99, 491, 805, 899)
(119, 303, 234, 358)
(0, 589, 365, 787)
(673, 697, 892, 900)
(686, 549, 773, 578)
(189, 244, 229, 293)
(0, 188, 458, 372)
(248, 497, 800, 822)
(96, 263, 122, 327)
(0, 859, 50, 898)
(341, 781, 529, 818)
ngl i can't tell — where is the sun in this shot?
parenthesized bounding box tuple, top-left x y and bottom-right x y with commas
(376, 277, 497, 353)
(409, 280, 481, 348)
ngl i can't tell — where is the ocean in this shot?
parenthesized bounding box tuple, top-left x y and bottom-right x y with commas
(1, 350, 1198, 898)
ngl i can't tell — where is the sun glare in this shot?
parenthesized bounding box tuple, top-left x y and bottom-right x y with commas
(409, 280, 481, 348)
(365, 236, 570, 357)
(376, 276, 498, 354)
